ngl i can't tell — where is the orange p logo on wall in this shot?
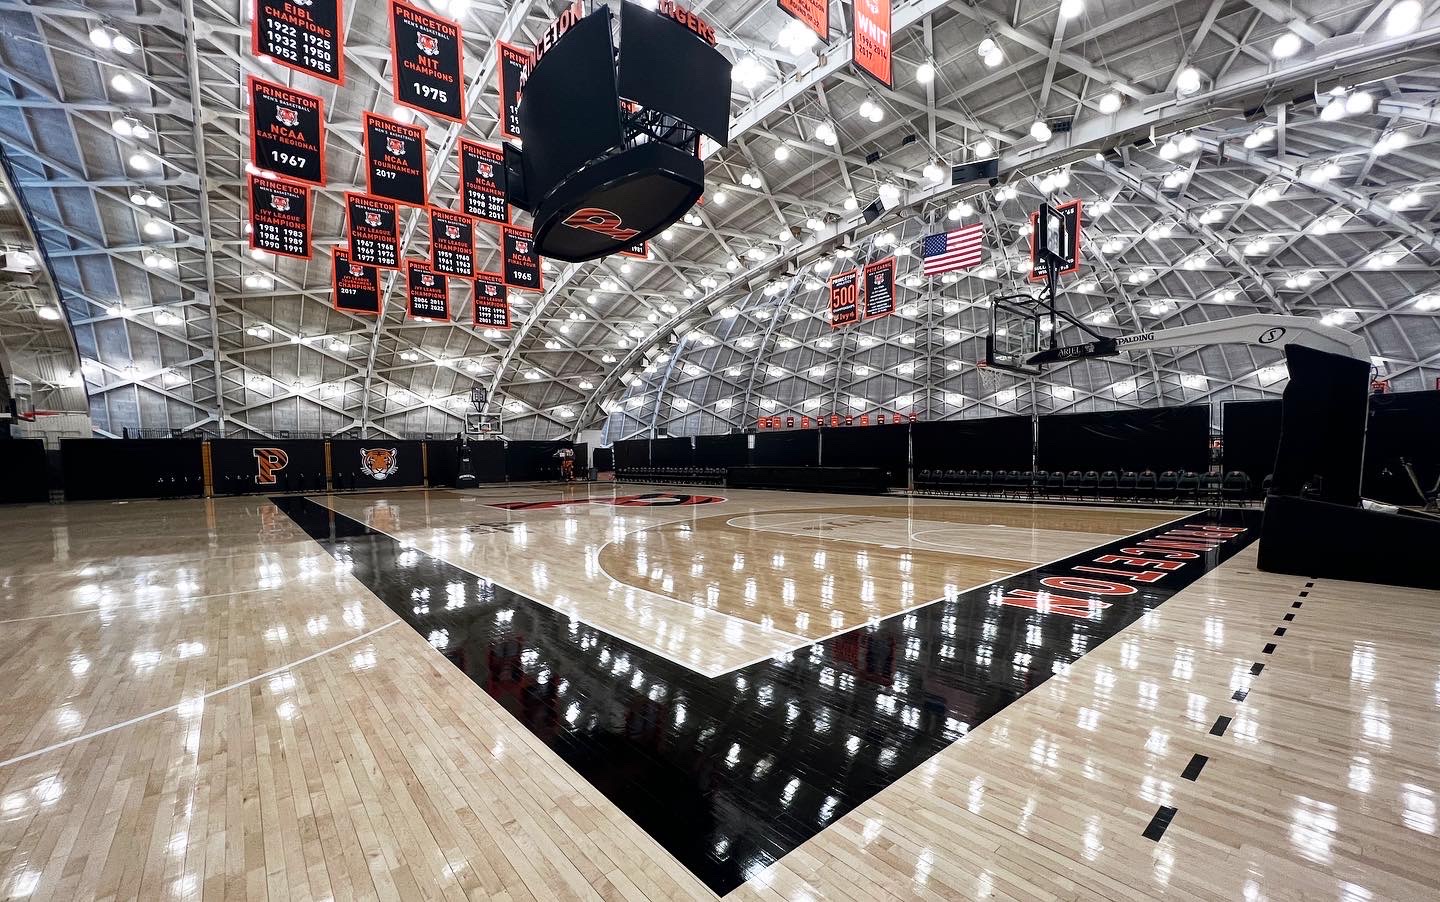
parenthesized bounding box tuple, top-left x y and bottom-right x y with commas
(253, 447, 290, 485)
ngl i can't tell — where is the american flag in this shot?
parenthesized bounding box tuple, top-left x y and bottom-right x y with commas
(921, 223, 984, 276)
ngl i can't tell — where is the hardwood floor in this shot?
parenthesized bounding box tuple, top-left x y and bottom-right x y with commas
(0, 484, 1436, 900)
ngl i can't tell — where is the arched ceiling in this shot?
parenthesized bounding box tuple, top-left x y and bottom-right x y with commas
(0, 0, 1435, 440)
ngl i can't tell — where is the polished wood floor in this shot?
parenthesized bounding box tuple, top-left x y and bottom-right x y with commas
(1, 483, 1437, 900)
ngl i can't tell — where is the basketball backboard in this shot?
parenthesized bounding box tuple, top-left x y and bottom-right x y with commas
(986, 296, 1043, 375)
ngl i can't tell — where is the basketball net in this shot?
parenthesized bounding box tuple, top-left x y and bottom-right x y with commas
(977, 362, 1001, 394)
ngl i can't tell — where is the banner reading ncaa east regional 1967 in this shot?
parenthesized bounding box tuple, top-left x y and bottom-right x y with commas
(389, 0, 464, 123)
(852, 0, 892, 88)
(253, 0, 345, 85)
(248, 77, 326, 185)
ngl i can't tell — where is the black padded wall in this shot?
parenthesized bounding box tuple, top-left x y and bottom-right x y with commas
(505, 440, 570, 481)
(752, 430, 819, 467)
(210, 439, 326, 494)
(1221, 400, 1282, 484)
(695, 433, 749, 468)
(614, 439, 649, 471)
(330, 440, 424, 489)
(1364, 390, 1440, 505)
(0, 439, 48, 503)
(62, 439, 205, 500)
(912, 417, 1032, 472)
(1038, 406, 1209, 473)
(821, 425, 908, 486)
(651, 436, 694, 467)
(1270, 345, 1370, 505)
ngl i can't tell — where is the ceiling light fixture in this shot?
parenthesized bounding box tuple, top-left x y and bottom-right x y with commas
(1030, 120, 1052, 143)
(1176, 67, 1202, 96)
(1385, 0, 1422, 36)
(1097, 91, 1122, 114)
(1271, 31, 1303, 59)
(915, 59, 935, 84)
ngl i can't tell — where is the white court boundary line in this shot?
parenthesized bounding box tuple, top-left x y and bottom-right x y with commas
(0, 620, 400, 771)
(0, 587, 273, 625)
(309, 495, 805, 678)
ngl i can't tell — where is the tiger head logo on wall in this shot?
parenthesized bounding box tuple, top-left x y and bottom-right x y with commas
(360, 448, 400, 481)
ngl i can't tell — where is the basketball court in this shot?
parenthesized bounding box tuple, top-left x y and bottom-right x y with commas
(2, 483, 1437, 900)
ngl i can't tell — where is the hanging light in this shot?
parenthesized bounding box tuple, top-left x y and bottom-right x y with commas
(973, 138, 994, 157)
(110, 73, 136, 94)
(142, 218, 165, 236)
(1059, 0, 1083, 19)
(1344, 91, 1373, 115)
(88, 24, 115, 49)
(1176, 67, 1202, 96)
(922, 160, 944, 183)
(1030, 120, 1052, 142)
(1385, 0, 1422, 36)
(814, 120, 837, 145)
(1374, 131, 1408, 155)
(773, 143, 790, 161)
(1271, 31, 1303, 59)
(916, 59, 935, 83)
(1320, 98, 1347, 121)
(978, 38, 1003, 68)
(1097, 91, 1122, 114)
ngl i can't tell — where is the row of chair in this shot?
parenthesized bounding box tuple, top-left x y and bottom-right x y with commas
(916, 469, 1259, 504)
(617, 466, 726, 486)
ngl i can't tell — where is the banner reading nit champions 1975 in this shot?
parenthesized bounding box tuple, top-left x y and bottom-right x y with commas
(828, 268, 859, 327)
(252, 0, 344, 85)
(459, 140, 508, 225)
(345, 193, 399, 269)
(472, 272, 511, 329)
(248, 174, 311, 259)
(248, 77, 325, 185)
(389, 0, 464, 123)
(332, 248, 381, 315)
(852, 0, 892, 88)
(497, 41, 531, 140)
(363, 111, 427, 206)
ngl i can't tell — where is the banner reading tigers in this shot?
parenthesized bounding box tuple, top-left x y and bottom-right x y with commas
(331, 248, 381, 314)
(501, 225, 543, 291)
(472, 271, 511, 329)
(247, 77, 325, 185)
(253, 0, 344, 85)
(406, 260, 449, 320)
(828, 268, 859, 327)
(362, 111, 427, 206)
(497, 41, 531, 139)
(345, 193, 399, 269)
(248, 174, 311, 259)
(389, 0, 464, 122)
(458, 139, 508, 224)
(428, 207, 475, 277)
(851, 0, 892, 88)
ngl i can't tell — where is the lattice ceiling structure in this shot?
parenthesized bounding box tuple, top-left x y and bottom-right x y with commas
(0, 0, 1436, 440)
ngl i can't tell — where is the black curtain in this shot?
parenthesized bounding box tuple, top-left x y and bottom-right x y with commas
(614, 439, 649, 470)
(751, 430, 819, 466)
(912, 417, 1032, 471)
(505, 440, 570, 481)
(1038, 406, 1209, 473)
(695, 433, 749, 468)
(651, 436, 694, 466)
(1271, 345, 1369, 505)
(0, 439, 48, 503)
(1221, 400, 1282, 484)
(822, 425, 908, 486)
(63, 439, 206, 500)
(1363, 390, 1440, 504)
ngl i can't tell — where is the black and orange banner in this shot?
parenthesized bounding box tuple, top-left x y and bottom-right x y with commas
(863, 256, 896, 319)
(852, 0, 892, 88)
(253, 0, 344, 85)
(778, 0, 828, 42)
(619, 240, 649, 259)
(248, 174, 311, 260)
(389, 0, 464, 122)
(828, 268, 859, 327)
(406, 260, 449, 320)
(428, 207, 475, 278)
(497, 41, 531, 139)
(332, 248, 380, 315)
(363, 111, 427, 206)
(472, 272, 511, 329)
(345, 193, 400, 269)
(248, 76, 325, 185)
(458, 139, 508, 225)
(501, 225, 543, 291)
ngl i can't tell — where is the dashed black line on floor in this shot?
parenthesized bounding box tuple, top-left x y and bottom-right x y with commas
(1142, 806, 1178, 841)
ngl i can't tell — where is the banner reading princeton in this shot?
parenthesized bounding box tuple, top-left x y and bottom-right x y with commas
(389, 0, 464, 122)
(248, 174, 311, 260)
(497, 42, 531, 139)
(863, 256, 896, 319)
(501, 225, 543, 291)
(345, 193, 400, 269)
(248, 77, 326, 185)
(253, 0, 344, 84)
(363, 111, 427, 206)
(828, 268, 859, 328)
(852, 0, 892, 88)
(459, 140, 509, 225)
(332, 249, 381, 315)
(406, 260, 449, 320)
(472, 272, 511, 329)
(428, 207, 475, 278)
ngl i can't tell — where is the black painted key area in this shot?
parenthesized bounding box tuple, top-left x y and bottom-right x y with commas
(275, 497, 1258, 894)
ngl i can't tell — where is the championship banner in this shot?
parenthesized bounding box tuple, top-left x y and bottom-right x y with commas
(253, 0, 344, 85)
(332, 248, 381, 315)
(459, 139, 509, 225)
(406, 260, 449, 320)
(345, 193, 400, 269)
(248, 174, 311, 260)
(501, 225, 543, 291)
(247, 77, 325, 185)
(863, 256, 896, 319)
(828, 268, 859, 328)
(472, 272, 511, 329)
(389, 0, 464, 123)
(619, 240, 649, 259)
(428, 207, 475, 278)
(778, 0, 828, 41)
(852, 0, 892, 88)
(1028, 198, 1083, 283)
(363, 111, 428, 206)
(497, 41, 531, 139)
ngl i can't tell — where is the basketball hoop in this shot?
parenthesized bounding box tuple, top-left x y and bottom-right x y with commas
(977, 361, 1001, 394)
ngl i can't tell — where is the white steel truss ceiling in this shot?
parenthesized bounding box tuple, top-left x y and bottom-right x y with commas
(0, 0, 1435, 440)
